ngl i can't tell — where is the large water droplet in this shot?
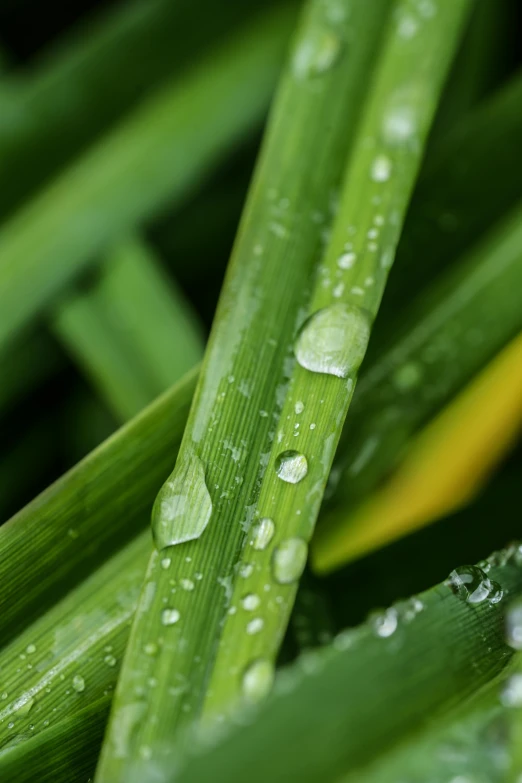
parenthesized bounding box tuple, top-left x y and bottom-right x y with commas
(275, 451, 308, 484)
(242, 659, 275, 704)
(72, 675, 85, 693)
(272, 538, 308, 584)
(293, 28, 341, 80)
(241, 593, 261, 611)
(370, 608, 398, 638)
(445, 565, 494, 605)
(161, 608, 181, 626)
(251, 518, 275, 550)
(506, 598, 522, 650)
(152, 453, 212, 550)
(295, 303, 370, 378)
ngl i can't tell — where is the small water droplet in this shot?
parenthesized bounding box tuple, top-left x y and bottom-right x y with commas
(488, 581, 503, 605)
(162, 608, 181, 626)
(72, 675, 85, 693)
(445, 565, 493, 605)
(251, 518, 275, 551)
(240, 563, 254, 578)
(294, 401, 305, 415)
(370, 608, 398, 638)
(393, 362, 422, 391)
(275, 451, 308, 484)
(337, 251, 356, 269)
(295, 303, 370, 378)
(371, 155, 393, 182)
(241, 594, 261, 611)
(161, 558, 171, 570)
(506, 599, 522, 649)
(26, 644, 36, 655)
(152, 453, 212, 550)
(104, 655, 117, 667)
(293, 28, 342, 80)
(501, 674, 522, 707)
(272, 538, 308, 584)
(144, 643, 158, 656)
(242, 659, 274, 704)
(180, 579, 195, 592)
(246, 618, 264, 635)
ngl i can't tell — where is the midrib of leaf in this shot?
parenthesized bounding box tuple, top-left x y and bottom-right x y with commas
(0, 4, 294, 352)
(95, 1, 470, 778)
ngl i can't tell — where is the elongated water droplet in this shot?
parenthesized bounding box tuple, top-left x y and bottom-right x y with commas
(445, 565, 493, 605)
(272, 538, 308, 584)
(161, 608, 180, 626)
(293, 29, 341, 80)
(295, 303, 370, 378)
(275, 451, 308, 484)
(152, 453, 212, 550)
(242, 659, 275, 704)
(506, 598, 522, 650)
(72, 675, 85, 693)
(251, 518, 275, 550)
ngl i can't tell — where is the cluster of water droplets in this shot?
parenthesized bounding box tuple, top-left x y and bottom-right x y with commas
(445, 565, 503, 606)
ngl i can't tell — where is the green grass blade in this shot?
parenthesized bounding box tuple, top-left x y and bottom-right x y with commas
(96, 1, 469, 778)
(0, 0, 269, 217)
(0, 4, 294, 352)
(169, 545, 522, 783)
(0, 368, 197, 643)
(314, 201, 522, 571)
(51, 236, 204, 422)
(0, 697, 110, 783)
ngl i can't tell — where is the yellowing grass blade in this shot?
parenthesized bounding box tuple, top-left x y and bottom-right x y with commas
(313, 329, 522, 572)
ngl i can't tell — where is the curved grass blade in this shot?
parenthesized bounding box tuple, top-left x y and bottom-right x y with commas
(96, 1, 470, 778)
(315, 329, 522, 569)
(52, 236, 204, 422)
(0, 4, 295, 351)
(168, 544, 522, 783)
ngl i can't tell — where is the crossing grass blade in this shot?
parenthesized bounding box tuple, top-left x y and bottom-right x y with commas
(0, 4, 295, 352)
(95, 1, 470, 778)
(51, 236, 204, 422)
(166, 543, 522, 783)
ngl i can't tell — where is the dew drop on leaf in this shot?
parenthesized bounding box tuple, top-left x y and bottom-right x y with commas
(241, 594, 261, 611)
(161, 608, 181, 626)
(242, 659, 275, 704)
(506, 598, 522, 650)
(295, 303, 370, 378)
(251, 518, 275, 550)
(275, 451, 308, 484)
(72, 675, 85, 693)
(152, 453, 212, 551)
(445, 565, 494, 605)
(293, 28, 342, 80)
(272, 538, 308, 584)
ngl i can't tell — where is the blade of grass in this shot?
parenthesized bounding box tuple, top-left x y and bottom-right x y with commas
(51, 236, 204, 422)
(0, 3, 295, 351)
(0, 0, 271, 217)
(0, 367, 197, 643)
(315, 329, 522, 569)
(313, 201, 522, 571)
(167, 544, 522, 783)
(96, 1, 470, 778)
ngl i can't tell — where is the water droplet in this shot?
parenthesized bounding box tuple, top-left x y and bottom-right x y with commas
(506, 599, 522, 649)
(152, 453, 212, 550)
(370, 608, 398, 638)
(293, 28, 341, 80)
(251, 518, 275, 551)
(161, 558, 171, 570)
(242, 659, 274, 704)
(246, 618, 264, 635)
(180, 579, 195, 592)
(272, 538, 308, 584)
(294, 401, 305, 415)
(72, 675, 85, 693)
(104, 655, 117, 667)
(371, 155, 392, 182)
(144, 642, 158, 656)
(393, 362, 422, 391)
(240, 563, 254, 578)
(241, 594, 261, 611)
(26, 644, 36, 655)
(338, 251, 356, 269)
(501, 674, 522, 707)
(162, 608, 181, 626)
(488, 581, 503, 605)
(445, 565, 493, 605)
(275, 451, 308, 484)
(295, 303, 370, 378)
